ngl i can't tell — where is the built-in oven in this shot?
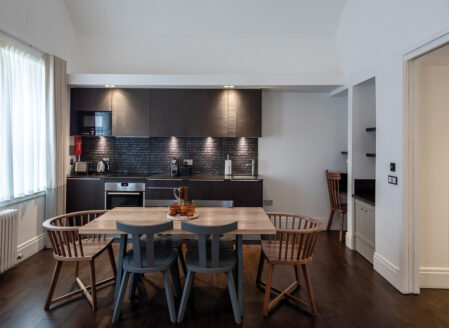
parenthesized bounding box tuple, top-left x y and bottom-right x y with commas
(104, 182, 145, 209)
(79, 111, 112, 136)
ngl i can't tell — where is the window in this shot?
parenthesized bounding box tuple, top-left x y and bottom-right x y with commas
(0, 41, 46, 202)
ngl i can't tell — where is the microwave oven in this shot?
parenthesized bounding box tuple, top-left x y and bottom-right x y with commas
(78, 111, 112, 136)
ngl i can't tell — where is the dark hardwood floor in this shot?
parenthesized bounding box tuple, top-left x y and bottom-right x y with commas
(1, 231, 448, 328)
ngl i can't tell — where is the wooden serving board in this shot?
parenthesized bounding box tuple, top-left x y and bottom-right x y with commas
(166, 212, 199, 221)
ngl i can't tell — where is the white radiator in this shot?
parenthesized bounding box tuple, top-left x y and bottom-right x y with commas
(0, 209, 18, 274)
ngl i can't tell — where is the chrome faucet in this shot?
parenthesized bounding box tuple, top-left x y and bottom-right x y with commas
(246, 159, 256, 176)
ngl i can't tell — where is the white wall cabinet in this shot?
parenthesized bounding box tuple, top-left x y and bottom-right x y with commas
(354, 199, 375, 263)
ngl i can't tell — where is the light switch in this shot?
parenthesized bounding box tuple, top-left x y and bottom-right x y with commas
(390, 162, 396, 172)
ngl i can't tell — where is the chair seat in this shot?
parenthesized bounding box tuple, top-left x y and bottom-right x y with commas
(261, 240, 304, 263)
(185, 249, 236, 273)
(123, 248, 178, 273)
(334, 204, 347, 213)
(57, 237, 114, 260)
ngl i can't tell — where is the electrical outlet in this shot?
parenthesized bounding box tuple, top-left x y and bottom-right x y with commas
(388, 175, 398, 185)
(183, 159, 193, 166)
(263, 200, 273, 206)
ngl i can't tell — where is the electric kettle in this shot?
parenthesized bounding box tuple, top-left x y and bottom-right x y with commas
(96, 159, 109, 173)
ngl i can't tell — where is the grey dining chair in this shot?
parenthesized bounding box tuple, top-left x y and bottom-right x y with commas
(112, 220, 181, 323)
(145, 198, 187, 276)
(177, 220, 241, 324)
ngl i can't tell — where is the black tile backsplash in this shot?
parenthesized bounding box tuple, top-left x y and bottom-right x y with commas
(80, 137, 258, 175)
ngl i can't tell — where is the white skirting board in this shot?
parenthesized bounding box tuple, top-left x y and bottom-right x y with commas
(420, 267, 449, 288)
(373, 252, 406, 293)
(17, 233, 46, 262)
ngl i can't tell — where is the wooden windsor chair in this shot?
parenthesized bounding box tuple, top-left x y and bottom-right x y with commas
(42, 210, 116, 311)
(256, 213, 322, 316)
(325, 170, 347, 242)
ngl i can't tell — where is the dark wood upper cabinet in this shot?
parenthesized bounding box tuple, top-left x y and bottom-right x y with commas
(112, 89, 150, 136)
(71, 88, 262, 137)
(227, 89, 262, 137)
(71, 88, 112, 111)
(185, 90, 228, 137)
(150, 89, 187, 137)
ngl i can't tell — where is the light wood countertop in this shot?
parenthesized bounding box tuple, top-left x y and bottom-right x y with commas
(79, 207, 276, 235)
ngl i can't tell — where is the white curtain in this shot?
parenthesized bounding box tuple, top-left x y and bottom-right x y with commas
(0, 41, 46, 202)
(45, 55, 69, 218)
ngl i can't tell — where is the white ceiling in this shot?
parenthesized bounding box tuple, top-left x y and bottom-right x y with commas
(64, 0, 346, 39)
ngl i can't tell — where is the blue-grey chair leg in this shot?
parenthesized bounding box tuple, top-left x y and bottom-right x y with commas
(128, 273, 137, 299)
(115, 234, 127, 299)
(163, 270, 177, 323)
(112, 270, 131, 323)
(227, 271, 241, 324)
(178, 250, 187, 277)
(170, 261, 181, 297)
(177, 270, 195, 322)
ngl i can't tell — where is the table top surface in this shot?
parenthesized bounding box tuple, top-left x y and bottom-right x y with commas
(78, 207, 276, 235)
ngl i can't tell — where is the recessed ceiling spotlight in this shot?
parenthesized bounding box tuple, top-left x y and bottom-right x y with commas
(105, 84, 116, 88)
(224, 85, 235, 88)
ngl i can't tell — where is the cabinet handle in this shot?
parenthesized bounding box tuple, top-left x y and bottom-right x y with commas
(107, 192, 141, 196)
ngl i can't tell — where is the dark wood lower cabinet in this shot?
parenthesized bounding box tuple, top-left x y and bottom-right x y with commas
(188, 180, 232, 201)
(231, 180, 263, 207)
(67, 178, 263, 211)
(146, 179, 262, 206)
(146, 179, 185, 200)
(66, 178, 105, 213)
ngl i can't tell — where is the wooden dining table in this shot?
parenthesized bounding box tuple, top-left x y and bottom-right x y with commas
(78, 206, 276, 316)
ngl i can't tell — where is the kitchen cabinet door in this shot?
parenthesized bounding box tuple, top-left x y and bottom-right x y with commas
(146, 179, 185, 200)
(227, 89, 262, 137)
(231, 180, 263, 206)
(185, 90, 228, 137)
(354, 199, 375, 263)
(71, 88, 112, 112)
(188, 180, 232, 201)
(150, 89, 187, 137)
(66, 178, 105, 212)
(112, 89, 150, 136)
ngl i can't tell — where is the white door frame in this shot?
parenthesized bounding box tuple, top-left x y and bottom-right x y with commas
(403, 27, 449, 294)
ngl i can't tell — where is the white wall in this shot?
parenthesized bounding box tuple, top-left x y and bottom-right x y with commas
(0, 0, 82, 72)
(259, 91, 347, 227)
(416, 62, 449, 288)
(1, 195, 47, 262)
(336, 0, 449, 292)
(352, 80, 376, 180)
(77, 36, 342, 76)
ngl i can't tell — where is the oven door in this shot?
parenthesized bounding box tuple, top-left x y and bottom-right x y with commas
(105, 191, 144, 209)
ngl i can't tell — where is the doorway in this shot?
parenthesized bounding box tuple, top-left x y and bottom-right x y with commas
(407, 42, 449, 291)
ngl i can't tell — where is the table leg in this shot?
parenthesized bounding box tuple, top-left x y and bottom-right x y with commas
(115, 234, 128, 300)
(236, 234, 243, 316)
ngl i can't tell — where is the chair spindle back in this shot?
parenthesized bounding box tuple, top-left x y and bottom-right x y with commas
(266, 213, 322, 262)
(43, 210, 108, 260)
(326, 170, 343, 211)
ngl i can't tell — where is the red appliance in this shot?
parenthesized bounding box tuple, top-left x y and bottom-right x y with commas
(74, 136, 82, 156)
